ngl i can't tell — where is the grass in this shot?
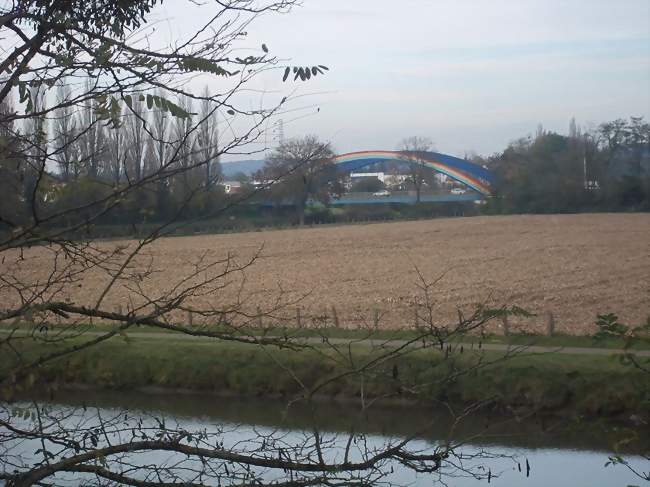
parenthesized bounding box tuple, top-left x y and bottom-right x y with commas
(3, 322, 649, 350)
(2, 334, 649, 421)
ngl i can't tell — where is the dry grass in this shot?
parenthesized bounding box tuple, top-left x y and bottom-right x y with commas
(3, 213, 649, 335)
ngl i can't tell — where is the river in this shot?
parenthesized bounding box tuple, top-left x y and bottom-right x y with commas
(1, 390, 647, 486)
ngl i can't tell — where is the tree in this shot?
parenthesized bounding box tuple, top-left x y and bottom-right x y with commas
(147, 89, 173, 219)
(52, 82, 79, 182)
(196, 86, 222, 190)
(487, 131, 587, 213)
(22, 86, 48, 218)
(398, 136, 437, 203)
(75, 80, 107, 180)
(123, 96, 147, 183)
(170, 93, 197, 202)
(261, 135, 342, 225)
(351, 176, 385, 193)
(0, 98, 27, 226)
(599, 118, 629, 155)
(104, 105, 126, 186)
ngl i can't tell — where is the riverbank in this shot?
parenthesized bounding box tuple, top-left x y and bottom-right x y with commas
(3, 335, 649, 424)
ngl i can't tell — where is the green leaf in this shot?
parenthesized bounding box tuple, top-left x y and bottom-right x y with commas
(95, 42, 112, 66)
(179, 57, 230, 76)
(163, 98, 192, 119)
(18, 81, 27, 101)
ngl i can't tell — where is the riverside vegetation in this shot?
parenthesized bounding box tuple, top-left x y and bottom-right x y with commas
(4, 319, 649, 423)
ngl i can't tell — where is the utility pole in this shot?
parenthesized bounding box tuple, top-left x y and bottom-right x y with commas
(582, 133, 588, 190)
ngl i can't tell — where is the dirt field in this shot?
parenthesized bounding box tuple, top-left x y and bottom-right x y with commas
(2, 214, 649, 334)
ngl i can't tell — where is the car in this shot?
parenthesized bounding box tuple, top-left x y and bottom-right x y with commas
(372, 190, 391, 197)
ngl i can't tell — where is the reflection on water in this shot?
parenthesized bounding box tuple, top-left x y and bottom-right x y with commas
(3, 390, 648, 486)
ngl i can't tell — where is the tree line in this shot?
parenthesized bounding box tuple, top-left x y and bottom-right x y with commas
(483, 117, 650, 213)
(0, 84, 223, 229)
(2, 104, 648, 237)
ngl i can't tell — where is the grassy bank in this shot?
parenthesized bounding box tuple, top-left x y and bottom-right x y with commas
(2, 335, 648, 422)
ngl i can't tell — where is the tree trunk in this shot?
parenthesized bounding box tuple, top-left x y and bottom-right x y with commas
(297, 194, 307, 225)
(297, 203, 305, 226)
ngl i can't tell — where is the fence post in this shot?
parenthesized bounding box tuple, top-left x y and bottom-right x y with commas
(187, 311, 193, 327)
(331, 306, 340, 328)
(546, 311, 555, 336)
(373, 308, 380, 330)
(296, 307, 302, 328)
(502, 315, 510, 336)
(256, 306, 263, 328)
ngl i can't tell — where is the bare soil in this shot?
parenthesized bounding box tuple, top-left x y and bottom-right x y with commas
(3, 214, 649, 334)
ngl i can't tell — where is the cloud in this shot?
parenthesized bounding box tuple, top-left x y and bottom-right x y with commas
(158, 0, 650, 156)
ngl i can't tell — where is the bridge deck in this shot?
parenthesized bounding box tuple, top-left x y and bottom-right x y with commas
(331, 192, 482, 205)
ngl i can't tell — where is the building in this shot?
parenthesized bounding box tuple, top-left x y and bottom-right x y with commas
(350, 172, 386, 183)
(218, 181, 243, 194)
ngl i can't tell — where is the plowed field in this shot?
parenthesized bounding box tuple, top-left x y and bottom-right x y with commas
(3, 214, 649, 334)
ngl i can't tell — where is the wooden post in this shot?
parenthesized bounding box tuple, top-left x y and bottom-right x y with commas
(331, 306, 340, 328)
(547, 311, 555, 336)
(256, 306, 263, 328)
(502, 315, 510, 336)
(373, 308, 380, 330)
(296, 307, 302, 328)
(187, 311, 193, 327)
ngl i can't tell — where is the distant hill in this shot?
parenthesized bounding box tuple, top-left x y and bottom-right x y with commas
(221, 159, 265, 178)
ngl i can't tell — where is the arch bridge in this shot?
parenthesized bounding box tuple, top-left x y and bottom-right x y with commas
(333, 151, 495, 197)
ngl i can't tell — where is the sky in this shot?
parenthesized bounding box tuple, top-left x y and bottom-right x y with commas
(158, 0, 649, 159)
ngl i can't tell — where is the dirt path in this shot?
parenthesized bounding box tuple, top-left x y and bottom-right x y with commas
(11, 330, 647, 357)
(151, 333, 650, 356)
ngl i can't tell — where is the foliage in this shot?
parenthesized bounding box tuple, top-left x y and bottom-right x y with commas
(593, 314, 650, 372)
(350, 176, 385, 193)
(398, 136, 438, 203)
(3, 337, 649, 418)
(259, 135, 343, 224)
(592, 313, 650, 481)
(486, 118, 650, 214)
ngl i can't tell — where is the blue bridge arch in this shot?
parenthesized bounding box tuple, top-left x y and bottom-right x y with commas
(333, 150, 495, 196)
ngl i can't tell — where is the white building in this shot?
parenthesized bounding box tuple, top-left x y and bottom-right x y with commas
(350, 172, 386, 183)
(218, 181, 243, 194)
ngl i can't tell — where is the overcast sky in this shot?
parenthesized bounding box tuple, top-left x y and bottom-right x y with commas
(159, 0, 650, 159)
